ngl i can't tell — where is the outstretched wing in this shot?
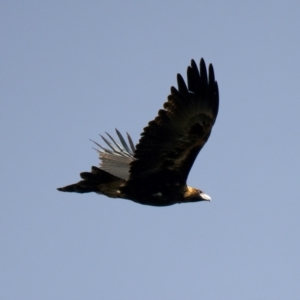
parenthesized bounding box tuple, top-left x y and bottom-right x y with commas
(129, 58, 219, 183)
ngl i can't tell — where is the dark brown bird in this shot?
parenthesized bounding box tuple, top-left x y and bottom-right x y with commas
(58, 58, 219, 206)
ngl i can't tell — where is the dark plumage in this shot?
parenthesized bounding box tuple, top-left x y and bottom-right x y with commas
(58, 58, 219, 206)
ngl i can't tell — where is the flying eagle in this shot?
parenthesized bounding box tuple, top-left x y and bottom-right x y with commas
(58, 58, 219, 206)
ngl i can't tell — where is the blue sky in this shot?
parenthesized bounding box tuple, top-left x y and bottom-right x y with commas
(1, 1, 300, 299)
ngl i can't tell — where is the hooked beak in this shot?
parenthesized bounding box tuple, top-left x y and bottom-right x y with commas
(200, 192, 211, 201)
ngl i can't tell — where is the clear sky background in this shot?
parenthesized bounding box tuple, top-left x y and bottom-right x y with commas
(1, 1, 300, 299)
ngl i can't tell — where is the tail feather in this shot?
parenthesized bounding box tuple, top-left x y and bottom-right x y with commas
(57, 166, 122, 194)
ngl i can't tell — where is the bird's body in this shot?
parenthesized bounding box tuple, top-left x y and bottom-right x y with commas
(58, 58, 219, 206)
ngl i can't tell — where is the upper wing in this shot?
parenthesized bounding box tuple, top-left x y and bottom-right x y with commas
(128, 58, 219, 183)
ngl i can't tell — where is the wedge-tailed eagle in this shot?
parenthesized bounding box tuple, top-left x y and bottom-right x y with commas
(58, 58, 219, 206)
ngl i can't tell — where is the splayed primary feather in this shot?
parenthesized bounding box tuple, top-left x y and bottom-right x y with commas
(91, 129, 135, 180)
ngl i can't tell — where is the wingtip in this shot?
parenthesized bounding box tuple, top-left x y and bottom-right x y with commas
(190, 59, 197, 68)
(200, 57, 206, 67)
(208, 63, 215, 82)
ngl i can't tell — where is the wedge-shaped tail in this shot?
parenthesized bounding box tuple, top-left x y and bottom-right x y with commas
(57, 166, 125, 198)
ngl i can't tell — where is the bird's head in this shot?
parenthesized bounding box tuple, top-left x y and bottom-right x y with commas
(183, 186, 211, 202)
